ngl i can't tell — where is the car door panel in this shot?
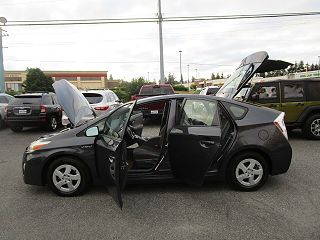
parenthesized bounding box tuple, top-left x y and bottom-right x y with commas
(169, 126, 221, 186)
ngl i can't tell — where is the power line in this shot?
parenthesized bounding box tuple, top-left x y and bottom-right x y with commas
(4, 11, 320, 26)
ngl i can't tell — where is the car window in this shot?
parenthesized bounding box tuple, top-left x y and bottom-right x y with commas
(42, 95, 53, 105)
(83, 93, 103, 104)
(113, 92, 119, 101)
(180, 99, 219, 126)
(10, 96, 42, 105)
(307, 82, 320, 101)
(283, 83, 304, 101)
(222, 102, 248, 120)
(0, 96, 9, 103)
(52, 95, 59, 105)
(102, 103, 133, 138)
(106, 93, 112, 102)
(250, 84, 279, 103)
(207, 88, 219, 95)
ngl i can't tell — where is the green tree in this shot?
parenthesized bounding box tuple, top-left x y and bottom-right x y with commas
(109, 74, 113, 80)
(216, 73, 220, 79)
(167, 72, 175, 85)
(211, 73, 215, 80)
(23, 68, 54, 92)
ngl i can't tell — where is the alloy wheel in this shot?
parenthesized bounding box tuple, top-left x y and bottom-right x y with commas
(235, 158, 263, 187)
(310, 119, 320, 137)
(52, 164, 81, 193)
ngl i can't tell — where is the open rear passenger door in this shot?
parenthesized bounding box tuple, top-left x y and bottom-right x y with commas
(168, 98, 223, 186)
(94, 103, 134, 209)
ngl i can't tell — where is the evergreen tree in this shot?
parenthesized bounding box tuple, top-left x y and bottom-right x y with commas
(23, 68, 54, 92)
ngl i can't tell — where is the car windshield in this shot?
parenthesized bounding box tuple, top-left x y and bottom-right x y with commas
(207, 88, 219, 95)
(10, 96, 42, 105)
(82, 93, 103, 104)
(139, 86, 174, 95)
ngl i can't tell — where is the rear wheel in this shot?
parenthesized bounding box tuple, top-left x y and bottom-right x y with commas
(47, 116, 58, 131)
(10, 125, 23, 132)
(303, 114, 320, 140)
(47, 157, 90, 197)
(227, 152, 269, 191)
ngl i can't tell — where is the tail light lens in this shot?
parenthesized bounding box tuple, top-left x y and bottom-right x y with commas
(94, 106, 110, 111)
(274, 112, 288, 140)
(40, 105, 47, 113)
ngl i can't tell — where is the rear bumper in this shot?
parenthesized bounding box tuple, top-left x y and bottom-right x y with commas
(6, 116, 48, 126)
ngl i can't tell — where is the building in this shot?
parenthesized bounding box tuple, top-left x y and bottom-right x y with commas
(4, 70, 121, 92)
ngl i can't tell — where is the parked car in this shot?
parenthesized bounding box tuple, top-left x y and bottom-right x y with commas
(62, 89, 121, 126)
(22, 79, 292, 208)
(131, 84, 175, 117)
(0, 93, 14, 128)
(199, 86, 220, 96)
(5, 92, 62, 132)
(216, 51, 320, 139)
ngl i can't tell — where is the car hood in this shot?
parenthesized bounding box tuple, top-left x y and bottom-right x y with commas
(52, 79, 95, 126)
(216, 51, 292, 99)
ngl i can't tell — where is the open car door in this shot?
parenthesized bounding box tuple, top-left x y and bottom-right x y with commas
(168, 98, 222, 186)
(95, 103, 134, 209)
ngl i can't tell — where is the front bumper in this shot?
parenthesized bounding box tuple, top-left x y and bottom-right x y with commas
(7, 116, 48, 127)
(22, 150, 47, 186)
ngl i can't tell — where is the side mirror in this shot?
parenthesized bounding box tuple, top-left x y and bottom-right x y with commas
(85, 126, 99, 137)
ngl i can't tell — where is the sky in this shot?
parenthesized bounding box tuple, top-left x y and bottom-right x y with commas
(0, 0, 320, 82)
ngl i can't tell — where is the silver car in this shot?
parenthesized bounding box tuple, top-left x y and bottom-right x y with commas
(0, 93, 14, 128)
(62, 89, 121, 126)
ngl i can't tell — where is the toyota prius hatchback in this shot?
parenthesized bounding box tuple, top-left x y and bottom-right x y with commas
(23, 63, 292, 209)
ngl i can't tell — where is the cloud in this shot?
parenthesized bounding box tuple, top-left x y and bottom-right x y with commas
(1, 0, 320, 81)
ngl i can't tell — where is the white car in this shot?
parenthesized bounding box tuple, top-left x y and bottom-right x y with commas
(199, 86, 220, 96)
(62, 89, 121, 126)
(0, 93, 14, 128)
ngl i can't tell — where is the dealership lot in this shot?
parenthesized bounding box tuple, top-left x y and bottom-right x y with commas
(0, 127, 319, 240)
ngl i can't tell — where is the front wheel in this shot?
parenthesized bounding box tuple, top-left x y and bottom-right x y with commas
(227, 152, 269, 191)
(303, 114, 320, 140)
(47, 157, 91, 197)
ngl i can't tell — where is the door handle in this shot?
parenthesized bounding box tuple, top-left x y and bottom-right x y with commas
(200, 140, 215, 148)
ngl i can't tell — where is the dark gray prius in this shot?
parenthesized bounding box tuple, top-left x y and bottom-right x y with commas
(22, 79, 292, 208)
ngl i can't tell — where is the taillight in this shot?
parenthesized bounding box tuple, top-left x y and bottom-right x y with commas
(40, 105, 47, 113)
(94, 106, 110, 111)
(274, 112, 288, 140)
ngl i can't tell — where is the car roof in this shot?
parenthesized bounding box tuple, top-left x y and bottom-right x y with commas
(81, 89, 114, 94)
(254, 77, 320, 84)
(14, 92, 55, 97)
(136, 94, 249, 106)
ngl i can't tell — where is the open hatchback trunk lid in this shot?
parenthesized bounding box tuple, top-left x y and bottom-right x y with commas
(52, 79, 95, 126)
(216, 51, 292, 99)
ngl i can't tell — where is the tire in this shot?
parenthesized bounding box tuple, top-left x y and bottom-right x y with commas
(10, 125, 23, 132)
(303, 114, 320, 140)
(47, 157, 91, 197)
(227, 152, 269, 191)
(0, 116, 4, 129)
(47, 116, 58, 132)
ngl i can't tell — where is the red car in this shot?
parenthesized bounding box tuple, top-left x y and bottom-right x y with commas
(131, 84, 174, 117)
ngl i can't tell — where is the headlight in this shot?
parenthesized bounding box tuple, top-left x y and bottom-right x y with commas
(28, 140, 51, 153)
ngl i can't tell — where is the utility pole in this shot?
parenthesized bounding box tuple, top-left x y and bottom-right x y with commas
(187, 64, 190, 90)
(318, 56, 320, 78)
(0, 17, 7, 93)
(158, 0, 165, 84)
(179, 50, 183, 83)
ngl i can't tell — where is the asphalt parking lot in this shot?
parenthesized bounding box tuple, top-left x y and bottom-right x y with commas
(0, 127, 319, 240)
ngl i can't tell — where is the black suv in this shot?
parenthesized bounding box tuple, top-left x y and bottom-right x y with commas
(236, 78, 320, 139)
(5, 92, 62, 132)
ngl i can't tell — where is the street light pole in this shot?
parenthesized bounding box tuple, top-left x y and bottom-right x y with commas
(158, 0, 165, 84)
(179, 50, 183, 83)
(187, 64, 190, 90)
(0, 17, 7, 93)
(318, 56, 320, 78)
